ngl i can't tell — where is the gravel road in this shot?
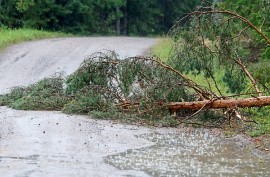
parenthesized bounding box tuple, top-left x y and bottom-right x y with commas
(0, 37, 158, 177)
(0, 37, 158, 94)
(0, 107, 155, 177)
(0, 37, 269, 177)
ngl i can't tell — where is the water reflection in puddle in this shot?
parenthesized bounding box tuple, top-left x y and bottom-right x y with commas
(105, 130, 270, 176)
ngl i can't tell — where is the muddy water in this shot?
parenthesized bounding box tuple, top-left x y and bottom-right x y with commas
(105, 130, 270, 176)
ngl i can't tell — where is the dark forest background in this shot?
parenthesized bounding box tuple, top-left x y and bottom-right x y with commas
(0, 0, 200, 35)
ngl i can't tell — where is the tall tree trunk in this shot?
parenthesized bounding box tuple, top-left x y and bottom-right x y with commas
(168, 96, 270, 111)
(116, 6, 121, 36)
(123, 3, 127, 36)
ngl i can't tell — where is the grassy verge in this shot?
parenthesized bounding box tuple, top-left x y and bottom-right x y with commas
(0, 27, 70, 51)
(150, 37, 173, 62)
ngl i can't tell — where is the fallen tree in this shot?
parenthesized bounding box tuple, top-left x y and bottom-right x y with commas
(163, 1, 270, 119)
(61, 51, 270, 118)
(168, 96, 270, 111)
(1, 2, 270, 128)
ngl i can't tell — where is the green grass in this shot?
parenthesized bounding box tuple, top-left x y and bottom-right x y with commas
(0, 27, 70, 51)
(244, 107, 270, 137)
(150, 38, 173, 62)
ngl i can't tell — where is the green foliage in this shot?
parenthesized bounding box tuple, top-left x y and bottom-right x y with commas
(65, 52, 118, 94)
(223, 68, 247, 94)
(226, 0, 270, 39)
(169, 2, 270, 95)
(250, 61, 270, 86)
(220, 0, 270, 87)
(220, 0, 270, 36)
(16, 0, 34, 12)
(63, 87, 113, 114)
(0, 77, 69, 111)
(0, 87, 27, 106)
(218, 0, 270, 89)
(0, 0, 200, 35)
(64, 51, 194, 116)
(151, 38, 230, 95)
(12, 77, 69, 110)
(163, 1, 270, 135)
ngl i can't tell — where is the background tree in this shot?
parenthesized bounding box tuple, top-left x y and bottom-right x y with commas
(0, 0, 200, 35)
(219, 0, 270, 86)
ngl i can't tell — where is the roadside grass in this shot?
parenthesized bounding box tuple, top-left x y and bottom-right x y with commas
(0, 27, 70, 51)
(243, 107, 270, 137)
(150, 37, 173, 62)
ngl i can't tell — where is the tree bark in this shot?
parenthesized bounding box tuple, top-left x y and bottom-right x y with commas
(168, 96, 270, 111)
(123, 0, 127, 36)
(116, 6, 121, 36)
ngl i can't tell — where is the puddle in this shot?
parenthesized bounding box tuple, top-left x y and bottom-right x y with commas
(105, 130, 270, 176)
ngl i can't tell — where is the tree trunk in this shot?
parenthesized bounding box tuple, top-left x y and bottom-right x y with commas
(168, 96, 270, 111)
(116, 6, 121, 36)
(123, 4, 127, 36)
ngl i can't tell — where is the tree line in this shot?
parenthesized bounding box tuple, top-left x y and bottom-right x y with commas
(0, 0, 199, 35)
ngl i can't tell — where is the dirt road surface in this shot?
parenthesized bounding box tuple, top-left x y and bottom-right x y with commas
(0, 107, 155, 177)
(0, 37, 269, 177)
(0, 37, 157, 94)
(0, 37, 158, 177)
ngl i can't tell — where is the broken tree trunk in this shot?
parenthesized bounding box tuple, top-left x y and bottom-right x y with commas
(168, 96, 270, 111)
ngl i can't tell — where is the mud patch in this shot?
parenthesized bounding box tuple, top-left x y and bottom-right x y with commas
(13, 51, 29, 63)
(105, 131, 270, 176)
(0, 155, 39, 160)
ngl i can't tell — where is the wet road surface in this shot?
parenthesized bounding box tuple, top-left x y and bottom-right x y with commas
(1, 107, 269, 176)
(0, 38, 269, 176)
(0, 107, 152, 177)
